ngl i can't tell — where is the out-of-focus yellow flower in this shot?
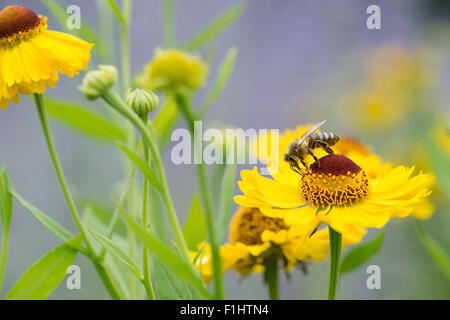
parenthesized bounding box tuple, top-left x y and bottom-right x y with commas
(191, 207, 335, 279)
(136, 48, 208, 93)
(338, 46, 432, 131)
(435, 120, 450, 156)
(237, 125, 433, 242)
(0, 5, 93, 109)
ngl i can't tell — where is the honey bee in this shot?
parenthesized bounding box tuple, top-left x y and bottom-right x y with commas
(284, 120, 340, 174)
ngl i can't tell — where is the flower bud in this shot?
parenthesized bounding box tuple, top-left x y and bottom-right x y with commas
(78, 65, 118, 100)
(126, 88, 159, 116)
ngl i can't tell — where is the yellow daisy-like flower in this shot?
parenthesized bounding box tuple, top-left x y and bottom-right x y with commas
(238, 125, 433, 242)
(136, 48, 208, 93)
(0, 5, 93, 110)
(193, 207, 332, 279)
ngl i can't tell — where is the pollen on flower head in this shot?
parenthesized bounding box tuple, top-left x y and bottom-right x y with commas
(301, 154, 369, 207)
(229, 207, 287, 246)
(0, 6, 47, 47)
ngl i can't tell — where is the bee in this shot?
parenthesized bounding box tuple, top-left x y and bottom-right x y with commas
(284, 120, 340, 174)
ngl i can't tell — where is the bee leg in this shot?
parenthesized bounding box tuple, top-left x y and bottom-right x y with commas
(307, 149, 320, 164)
(290, 163, 302, 175)
(299, 158, 309, 169)
(316, 141, 334, 154)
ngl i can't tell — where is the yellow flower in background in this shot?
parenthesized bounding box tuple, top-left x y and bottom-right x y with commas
(0, 6, 93, 109)
(136, 48, 208, 93)
(337, 45, 432, 132)
(237, 125, 433, 242)
(192, 207, 333, 279)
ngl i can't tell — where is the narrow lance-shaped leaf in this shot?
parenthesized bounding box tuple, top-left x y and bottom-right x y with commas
(154, 98, 179, 145)
(425, 135, 450, 201)
(43, 96, 127, 143)
(215, 163, 237, 243)
(117, 205, 211, 299)
(198, 48, 238, 118)
(340, 231, 385, 274)
(0, 166, 13, 229)
(117, 143, 163, 193)
(182, 3, 245, 50)
(6, 234, 83, 300)
(183, 194, 207, 250)
(90, 229, 143, 280)
(416, 223, 450, 281)
(10, 189, 90, 257)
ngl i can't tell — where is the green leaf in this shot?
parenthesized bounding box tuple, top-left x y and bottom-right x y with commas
(416, 223, 450, 281)
(106, 0, 127, 25)
(10, 190, 72, 243)
(43, 96, 127, 143)
(154, 258, 200, 300)
(340, 231, 385, 274)
(117, 143, 163, 193)
(182, 3, 245, 50)
(90, 229, 142, 280)
(183, 195, 207, 251)
(118, 206, 211, 299)
(154, 98, 179, 144)
(215, 163, 236, 243)
(0, 166, 13, 229)
(6, 235, 83, 300)
(198, 48, 238, 118)
(425, 135, 450, 201)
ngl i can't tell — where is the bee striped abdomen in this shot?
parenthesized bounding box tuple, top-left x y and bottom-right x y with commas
(309, 132, 340, 148)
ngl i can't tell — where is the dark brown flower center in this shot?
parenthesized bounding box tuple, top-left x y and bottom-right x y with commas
(301, 154, 369, 206)
(0, 6, 41, 40)
(231, 207, 287, 246)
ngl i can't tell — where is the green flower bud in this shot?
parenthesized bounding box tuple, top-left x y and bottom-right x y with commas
(78, 65, 118, 100)
(126, 88, 159, 116)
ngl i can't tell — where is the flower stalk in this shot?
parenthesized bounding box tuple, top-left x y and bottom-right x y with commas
(265, 260, 279, 300)
(328, 226, 342, 300)
(175, 93, 224, 300)
(33, 93, 124, 300)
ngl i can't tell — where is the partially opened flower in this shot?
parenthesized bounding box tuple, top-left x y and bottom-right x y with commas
(237, 125, 433, 242)
(135, 48, 208, 93)
(0, 5, 93, 109)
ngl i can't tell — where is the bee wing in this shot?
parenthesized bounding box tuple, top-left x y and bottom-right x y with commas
(296, 120, 327, 145)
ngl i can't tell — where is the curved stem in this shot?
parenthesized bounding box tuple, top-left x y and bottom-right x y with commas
(265, 261, 279, 300)
(120, 0, 133, 94)
(140, 114, 156, 300)
(33, 94, 124, 300)
(175, 93, 224, 300)
(328, 227, 342, 300)
(101, 90, 190, 262)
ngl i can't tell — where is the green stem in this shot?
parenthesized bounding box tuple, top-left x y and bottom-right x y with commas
(265, 261, 279, 300)
(328, 227, 342, 300)
(120, 0, 133, 94)
(176, 93, 224, 300)
(0, 227, 10, 297)
(163, 0, 176, 47)
(33, 94, 124, 300)
(101, 90, 190, 262)
(140, 114, 156, 300)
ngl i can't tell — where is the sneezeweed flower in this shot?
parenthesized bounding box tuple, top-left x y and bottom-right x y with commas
(0, 5, 93, 109)
(238, 124, 433, 243)
(192, 207, 333, 281)
(135, 48, 208, 93)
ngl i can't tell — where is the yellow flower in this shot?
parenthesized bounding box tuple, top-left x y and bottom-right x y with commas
(0, 5, 93, 109)
(136, 48, 208, 93)
(220, 207, 331, 276)
(237, 125, 433, 242)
